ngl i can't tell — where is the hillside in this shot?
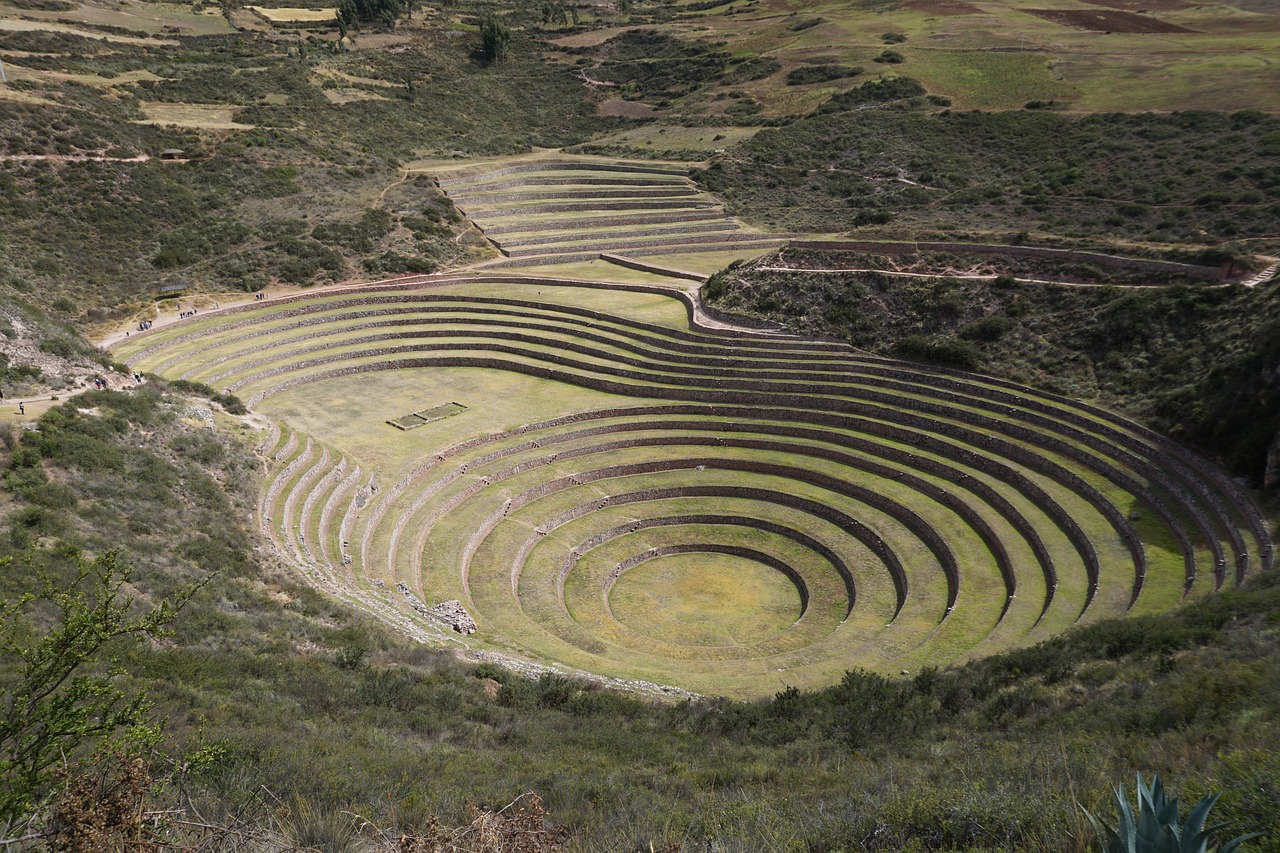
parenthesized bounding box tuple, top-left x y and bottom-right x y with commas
(0, 385, 1276, 849)
(0, 0, 1278, 848)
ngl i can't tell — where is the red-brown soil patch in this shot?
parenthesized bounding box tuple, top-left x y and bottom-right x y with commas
(1023, 8, 1196, 31)
(1080, 0, 1190, 11)
(597, 98, 659, 118)
(904, 0, 982, 14)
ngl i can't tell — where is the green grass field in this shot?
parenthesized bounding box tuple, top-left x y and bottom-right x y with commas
(111, 269, 1268, 697)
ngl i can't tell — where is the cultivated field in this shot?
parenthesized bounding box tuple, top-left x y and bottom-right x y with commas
(433, 154, 789, 276)
(113, 272, 1272, 697)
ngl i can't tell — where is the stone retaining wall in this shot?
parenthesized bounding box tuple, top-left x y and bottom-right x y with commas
(481, 210, 725, 236)
(449, 187, 699, 205)
(436, 161, 688, 189)
(463, 198, 714, 220)
(497, 221, 739, 250)
(598, 255, 707, 282)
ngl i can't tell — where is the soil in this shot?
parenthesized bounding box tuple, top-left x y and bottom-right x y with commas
(1080, 0, 1190, 11)
(1023, 8, 1196, 32)
(596, 98, 659, 118)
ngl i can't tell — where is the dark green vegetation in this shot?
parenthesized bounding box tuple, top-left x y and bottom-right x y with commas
(785, 64, 864, 86)
(696, 94, 1280, 246)
(0, 386, 1277, 848)
(705, 259, 1280, 494)
(1084, 773, 1260, 853)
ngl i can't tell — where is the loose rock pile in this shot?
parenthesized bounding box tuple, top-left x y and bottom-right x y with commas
(397, 583, 477, 634)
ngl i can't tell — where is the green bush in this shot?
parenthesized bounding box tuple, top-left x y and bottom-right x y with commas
(894, 334, 982, 369)
(785, 64, 863, 86)
(959, 314, 1011, 342)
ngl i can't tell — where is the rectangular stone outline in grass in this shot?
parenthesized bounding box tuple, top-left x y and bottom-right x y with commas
(387, 402, 469, 431)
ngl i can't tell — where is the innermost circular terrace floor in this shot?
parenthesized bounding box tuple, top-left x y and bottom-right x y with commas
(609, 552, 804, 647)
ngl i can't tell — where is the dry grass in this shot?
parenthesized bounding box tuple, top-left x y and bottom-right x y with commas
(247, 5, 338, 23)
(0, 16, 176, 44)
(136, 102, 254, 130)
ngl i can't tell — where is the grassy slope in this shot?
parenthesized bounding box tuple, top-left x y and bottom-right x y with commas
(0, 384, 1277, 850)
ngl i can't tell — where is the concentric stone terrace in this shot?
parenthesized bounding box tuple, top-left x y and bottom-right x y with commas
(114, 275, 1272, 697)
(435, 156, 788, 270)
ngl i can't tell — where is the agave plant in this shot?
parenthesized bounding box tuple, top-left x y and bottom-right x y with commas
(1084, 773, 1260, 853)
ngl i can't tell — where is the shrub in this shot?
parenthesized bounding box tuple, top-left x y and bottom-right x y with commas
(785, 64, 864, 86)
(874, 50, 906, 64)
(894, 334, 981, 369)
(0, 550, 194, 825)
(959, 315, 1012, 342)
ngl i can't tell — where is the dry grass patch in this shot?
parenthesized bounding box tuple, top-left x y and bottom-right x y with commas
(246, 5, 337, 23)
(596, 98, 659, 118)
(137, 102, 254, 130)
(0, 1, 234, 35)
(0, 16, 176, 43)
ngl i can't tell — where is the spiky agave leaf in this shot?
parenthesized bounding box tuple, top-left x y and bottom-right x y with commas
(1081, 774, 1260, 853)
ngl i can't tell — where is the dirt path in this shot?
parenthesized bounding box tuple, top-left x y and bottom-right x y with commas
(751, 265, 1273, 289)
(374, 168, 411, 207)
(0, 153, 151, 163)
(0, 374, 141, 425)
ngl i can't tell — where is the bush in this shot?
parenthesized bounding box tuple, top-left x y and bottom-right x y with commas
(785, 64, 864, 86)
(894, 334, 981, 369)
(958, 315, 1012, 342)
(819, 77, 926, 112)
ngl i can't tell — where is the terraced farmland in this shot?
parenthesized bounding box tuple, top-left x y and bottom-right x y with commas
(112, 273, 1271, 697)
(436, 156, 790, 275)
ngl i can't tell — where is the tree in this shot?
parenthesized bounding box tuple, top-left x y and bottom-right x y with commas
(0, 550, 197, 829)
(479, 13, 511, 63)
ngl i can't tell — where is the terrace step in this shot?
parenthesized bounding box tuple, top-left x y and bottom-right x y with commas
(436, 160, 687, 189)
(117, 272, 1269, 691)
(494, 220, 740, 251)
(449, 186, 702, 205)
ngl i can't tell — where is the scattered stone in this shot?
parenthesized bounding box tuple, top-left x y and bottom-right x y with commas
(396, 583, 477, 634)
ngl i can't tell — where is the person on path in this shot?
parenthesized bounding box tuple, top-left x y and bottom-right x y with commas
(18, 402, 24, 415)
